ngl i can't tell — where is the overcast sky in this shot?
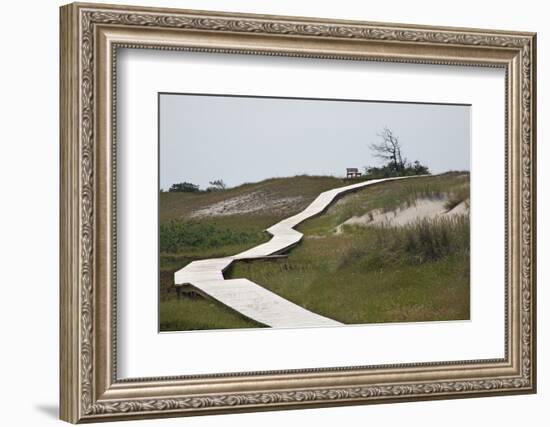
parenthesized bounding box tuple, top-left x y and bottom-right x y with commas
(160, 94, 470, 190)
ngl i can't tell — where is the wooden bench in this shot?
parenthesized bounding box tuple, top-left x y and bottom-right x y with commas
(346, 167, 362, 178)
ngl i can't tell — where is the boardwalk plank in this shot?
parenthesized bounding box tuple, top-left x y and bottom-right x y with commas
(193, 279, 340, 328)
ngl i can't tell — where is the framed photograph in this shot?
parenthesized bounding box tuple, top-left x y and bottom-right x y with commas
(60, 2, 537, 423)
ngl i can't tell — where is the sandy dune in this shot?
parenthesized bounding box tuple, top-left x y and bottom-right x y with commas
(189, 191, 304, 218)
(336, 198, 468, 233)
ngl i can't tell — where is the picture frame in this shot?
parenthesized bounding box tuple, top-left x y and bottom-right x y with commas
(59, 2, 536, 423)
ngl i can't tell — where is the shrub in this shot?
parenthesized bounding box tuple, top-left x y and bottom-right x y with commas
(169, 182, 200, 193)
(363, 161, 430, 180)
(160, 221, 264, 253)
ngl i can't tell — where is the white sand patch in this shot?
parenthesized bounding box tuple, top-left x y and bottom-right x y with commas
(335, 198, 468, 233)
(190, 191, 303, 218)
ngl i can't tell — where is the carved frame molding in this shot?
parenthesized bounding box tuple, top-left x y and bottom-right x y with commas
(60, 2, 536, 423)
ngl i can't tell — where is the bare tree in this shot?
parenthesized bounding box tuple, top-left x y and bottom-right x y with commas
(207, 179, 227, 192)
(369, 127, 405, 171)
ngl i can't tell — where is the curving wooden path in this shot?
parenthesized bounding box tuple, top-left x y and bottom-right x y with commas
(174, 175, 425, 328)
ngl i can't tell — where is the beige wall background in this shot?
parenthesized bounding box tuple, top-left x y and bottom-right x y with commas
(0, 1, 545, 426)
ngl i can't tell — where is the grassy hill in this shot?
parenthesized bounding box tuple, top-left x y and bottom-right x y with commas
(159, 175, 348, 330)
(159, 173, 470, 331)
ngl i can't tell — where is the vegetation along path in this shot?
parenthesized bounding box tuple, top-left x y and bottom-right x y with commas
(174, 175, 428, 328)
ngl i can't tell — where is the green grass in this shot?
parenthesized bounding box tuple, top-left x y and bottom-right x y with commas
(228, 216, 470, 324)
(160, 298, 265, 331)
(159, 172, 470, 330)
(159, 175, 354, 325)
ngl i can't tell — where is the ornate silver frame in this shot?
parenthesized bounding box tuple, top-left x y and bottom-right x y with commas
(60, 2, 537, 423)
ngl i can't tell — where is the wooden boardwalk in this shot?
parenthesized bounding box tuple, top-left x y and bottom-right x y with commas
(174, 175, 425, 328)
(186, 278, 340, 328)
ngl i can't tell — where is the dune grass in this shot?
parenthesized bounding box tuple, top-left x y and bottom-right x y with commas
(229, 215, 469, 324)
(444, 184, 470, 211)
(299, 172, 469, 237)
